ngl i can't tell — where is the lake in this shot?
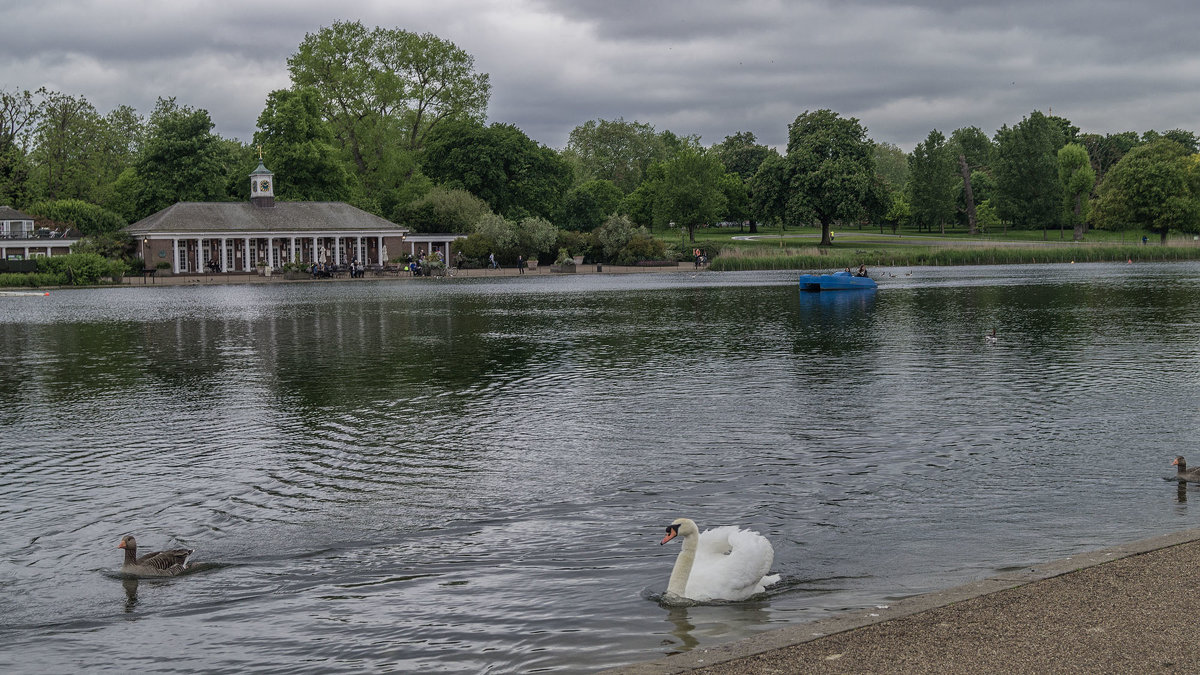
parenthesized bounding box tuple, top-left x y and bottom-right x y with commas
(2, 262, 1199, 673)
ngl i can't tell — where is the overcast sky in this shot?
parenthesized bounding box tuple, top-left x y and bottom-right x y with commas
(3, 0, 1198, 152)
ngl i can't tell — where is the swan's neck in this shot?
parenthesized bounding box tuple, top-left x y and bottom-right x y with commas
(667, 534, 697, 597)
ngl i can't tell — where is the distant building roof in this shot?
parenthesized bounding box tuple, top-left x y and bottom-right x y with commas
(128, 201, 406, 235)
(0, 206, 34, 221)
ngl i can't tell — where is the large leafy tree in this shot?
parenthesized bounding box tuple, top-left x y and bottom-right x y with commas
(711, 131, 770, 232)
(29, 89, 104, 201)
(648, 147, 727, 242)
(559, 179, 623, 231)
(1094, 139, 1200, 244)
(993, 111, 1063, 234)
(253, 87, 351, 202)
(747, 150, 788, 227)
(710, 131, 772, 181)
(287, 21, 490, 207)
(564, 118, 670, 193)
(133, 98, 227, 218)
(785, 109, 876, 245)
(1057, 143, 1095, 241)
(393, 186, 492, 233)
(873, 141, 909, 192)
(422, 119, 571, 221)
(0, 88, 36, 206)
(1078, 131, 1140, 182)
(907, 129, 956, 233)
(949, 126, 994, 234)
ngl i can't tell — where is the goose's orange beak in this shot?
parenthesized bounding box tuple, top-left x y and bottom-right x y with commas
(1173, 458, 1181, 466)
(117, 540, 126, 549)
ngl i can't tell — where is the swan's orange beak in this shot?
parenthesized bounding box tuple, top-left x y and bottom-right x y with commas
(660, 524, 679, 545)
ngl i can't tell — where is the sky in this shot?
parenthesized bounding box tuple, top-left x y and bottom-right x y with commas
(3, 0, 1199, 152)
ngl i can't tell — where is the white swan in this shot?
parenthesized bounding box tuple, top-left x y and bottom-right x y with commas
(660, 517, 780, 602)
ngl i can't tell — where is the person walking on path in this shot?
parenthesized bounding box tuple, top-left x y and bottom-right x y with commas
(517, 255, 525, 275)
(488, 252, 498, 270)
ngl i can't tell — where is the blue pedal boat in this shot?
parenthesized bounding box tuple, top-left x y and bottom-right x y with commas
(799, 270, 877, 291)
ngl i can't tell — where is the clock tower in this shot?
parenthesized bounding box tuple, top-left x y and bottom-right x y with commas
(250, 154, 275, 208)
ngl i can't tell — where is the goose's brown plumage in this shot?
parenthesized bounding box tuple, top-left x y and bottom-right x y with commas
(1172, 457, 1200, 483)
(118, 535, 193, 576)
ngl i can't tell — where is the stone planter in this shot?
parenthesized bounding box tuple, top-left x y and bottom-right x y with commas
(527, 260, 538, 271)
(550, 264, 577, 274)
(284, 270, 305, 280)
(572, 255, 584, 266)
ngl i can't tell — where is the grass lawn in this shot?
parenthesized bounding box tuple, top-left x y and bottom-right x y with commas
(655, 223, 1200, 271)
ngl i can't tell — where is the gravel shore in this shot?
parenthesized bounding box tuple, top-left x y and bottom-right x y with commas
(608, 528, 1200, 674)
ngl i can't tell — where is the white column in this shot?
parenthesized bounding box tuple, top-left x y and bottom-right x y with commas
(173, 239, 179, 273)
(197, 238, 204, 271)
(312, 236, 318, 264)
(290, 237, 296, 263)
(334, 237, 342, 265)
(377, 236, 384, 264)
(244, 237, 251, 270)
(219, 237, 227, 272)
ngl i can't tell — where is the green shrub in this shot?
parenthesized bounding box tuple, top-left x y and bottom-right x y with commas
(35, 252, 114, 285)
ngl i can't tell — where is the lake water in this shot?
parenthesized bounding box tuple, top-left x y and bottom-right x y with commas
(3, 263, 1200, 673)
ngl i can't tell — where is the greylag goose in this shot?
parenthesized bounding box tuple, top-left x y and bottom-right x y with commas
(118, 535, 193, 576)
(1172, 457, 1200, 483)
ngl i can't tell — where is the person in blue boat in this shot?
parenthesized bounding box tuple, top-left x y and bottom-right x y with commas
(855, 264, 869, 278)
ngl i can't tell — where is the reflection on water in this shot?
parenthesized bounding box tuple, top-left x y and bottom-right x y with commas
(3, 264, 1200, 672)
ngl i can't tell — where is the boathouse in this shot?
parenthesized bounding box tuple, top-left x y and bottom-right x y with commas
(127, 162, 462, 273)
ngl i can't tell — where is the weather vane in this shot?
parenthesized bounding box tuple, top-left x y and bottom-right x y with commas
(257, 144, 263, 161)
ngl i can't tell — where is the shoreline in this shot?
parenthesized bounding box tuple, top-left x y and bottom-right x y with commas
(605, 527, 1200, 673)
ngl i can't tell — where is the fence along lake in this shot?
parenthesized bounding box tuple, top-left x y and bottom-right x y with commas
(2, 263, 1200, 673)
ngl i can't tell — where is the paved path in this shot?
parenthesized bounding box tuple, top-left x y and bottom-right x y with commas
(607, 528, 1200, 674)
(119, 262, 702, 286)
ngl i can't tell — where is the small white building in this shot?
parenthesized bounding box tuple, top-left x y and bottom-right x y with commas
(0, 206, 80, 260)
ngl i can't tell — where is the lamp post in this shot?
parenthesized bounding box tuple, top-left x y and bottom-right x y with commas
(142, 238, 150, 283)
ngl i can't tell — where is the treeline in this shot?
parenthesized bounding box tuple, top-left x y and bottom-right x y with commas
(1, 19, 1198, 267)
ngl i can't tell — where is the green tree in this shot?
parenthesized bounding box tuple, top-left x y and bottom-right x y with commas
(993, 111, 1063, 235)
(873, 141, 909, 191)
(25, 198, 125, 235)
(29, 89, 104, 201)
(949, 126, 994, 234)
(565, 118, 669, 193)
(747, 150, 788, 227)
(907, 129, 957, 233)
(785, 109, 876, 245)
(1079, 131, 1140, 182)
(1094, 139, 1200, 244)
(515, 216, 558, 260)
(1057, 143, 1095, 241)
(559, 179, 623, 231)
(287, 21, 490, 208)
(254, 87, 352, 202)
(710, 131, 772, 181)
(648, 148, 727, 243)
(133, 98, 228, 219)
(422, 119, 571, 221)
(394, 186, 492, 233)
(1142, 129, 1200, 152)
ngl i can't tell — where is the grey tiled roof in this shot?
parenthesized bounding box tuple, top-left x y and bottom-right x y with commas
(0, 206, 34, 221)
(127, 202, 406, 235)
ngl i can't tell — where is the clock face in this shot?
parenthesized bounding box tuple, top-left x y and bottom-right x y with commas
(260, 180, 271, 192)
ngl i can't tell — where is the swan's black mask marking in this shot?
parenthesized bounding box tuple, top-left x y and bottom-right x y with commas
(661, 524, 680, 545)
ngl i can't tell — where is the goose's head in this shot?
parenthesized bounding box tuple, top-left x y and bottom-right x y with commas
(660, 518, 699, 545)
(118, 535, 137, 551)
(1174, 456, 1187, 470)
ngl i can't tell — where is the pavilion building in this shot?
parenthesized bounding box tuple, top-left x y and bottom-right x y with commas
(127, 162, 462, 273)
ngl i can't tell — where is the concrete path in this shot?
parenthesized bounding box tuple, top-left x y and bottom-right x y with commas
(608, 528, 1200, 674)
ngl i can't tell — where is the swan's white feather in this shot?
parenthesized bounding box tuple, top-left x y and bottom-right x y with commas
(680, 525, 778, 601)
